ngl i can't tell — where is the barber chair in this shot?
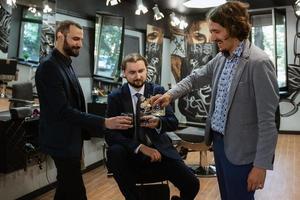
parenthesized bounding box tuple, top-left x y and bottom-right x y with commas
(175, 126, 216, 177)
(0, 59, 17, 98)
(9, 82, 35, 108)
(102, 143, 170, 200)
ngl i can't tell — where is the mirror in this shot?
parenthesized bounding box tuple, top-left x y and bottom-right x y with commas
(93, 13, 124, 81)
(0, 0, 56, 62)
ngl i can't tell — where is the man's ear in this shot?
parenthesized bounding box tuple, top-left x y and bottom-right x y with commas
(57, 32, 64, 40)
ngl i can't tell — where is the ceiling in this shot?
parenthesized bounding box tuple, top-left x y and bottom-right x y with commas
(128, 0, 295, 15)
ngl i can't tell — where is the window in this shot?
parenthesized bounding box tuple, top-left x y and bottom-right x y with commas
(18, 8, 42, 62)
(250, 9, 288, 89)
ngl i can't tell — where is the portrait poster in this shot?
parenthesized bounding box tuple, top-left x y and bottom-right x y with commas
(40, 13, 56, 59)
(145, 24, 164, 84)
(0, 2, 12, 59)
(170, 20, 217, 126)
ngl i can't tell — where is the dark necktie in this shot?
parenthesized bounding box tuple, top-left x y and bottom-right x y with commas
(134, 93, 151, 145)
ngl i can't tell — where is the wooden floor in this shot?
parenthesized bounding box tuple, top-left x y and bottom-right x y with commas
(35, 134, 300, 200)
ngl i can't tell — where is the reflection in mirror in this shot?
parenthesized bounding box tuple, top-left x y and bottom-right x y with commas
(0, 0, 55, 62)
(94, 13, 124, 81)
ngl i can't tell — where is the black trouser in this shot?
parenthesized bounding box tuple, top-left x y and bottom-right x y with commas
(52, 156, 87, 200)
(107, 144, 199, 200)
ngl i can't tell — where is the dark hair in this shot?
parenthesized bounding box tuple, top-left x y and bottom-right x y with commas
(206, 1, 251, 41)
(121, 53, 148, 70)
(55, 20, 82, 39)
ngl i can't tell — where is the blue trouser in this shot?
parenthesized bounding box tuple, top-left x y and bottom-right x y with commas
(212, 131, 255, 200)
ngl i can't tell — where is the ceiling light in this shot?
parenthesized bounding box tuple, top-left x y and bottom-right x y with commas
(106, 0, 121, 6)
(295, 0, 300, 17)
(170, 12, 180, 27)
(6, 0, 16, 7)
(43, 1, 52, 13)
(28, 6, 37, 14)
(135, 0, 148, 15)
(183, 0, 226, 9)
(153, 4, 164, 20)
(178, 17, 188, 30)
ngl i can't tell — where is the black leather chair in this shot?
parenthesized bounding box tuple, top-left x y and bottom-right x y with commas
(9, 82, 35, 108)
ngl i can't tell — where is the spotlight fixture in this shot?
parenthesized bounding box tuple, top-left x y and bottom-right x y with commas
(6, 0, 16, 7)
(106, 0, 121, 6)
(295, 0, 300, 17)
(170, 12, 180, 27)
(152, 4, 164, 20)
(135, 0, 148, 15)
(178, 17, 188, 30)
(43, 1, 52, 13)
(183, 0, 226, 8)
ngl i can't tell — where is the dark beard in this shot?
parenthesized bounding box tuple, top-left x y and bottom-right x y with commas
(63, 39, 80, 57)
(128, 80, 145, 89)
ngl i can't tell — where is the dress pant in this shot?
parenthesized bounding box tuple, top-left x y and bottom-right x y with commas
(107, 144, 199, 200)
(212, 131, 255, 200)
(52, 156, 87, 200)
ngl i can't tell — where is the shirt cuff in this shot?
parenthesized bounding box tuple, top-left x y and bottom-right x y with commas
(134, 144, 142, 154)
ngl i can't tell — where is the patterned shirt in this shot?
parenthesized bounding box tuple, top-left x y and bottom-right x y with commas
(211, 41, 245, 134)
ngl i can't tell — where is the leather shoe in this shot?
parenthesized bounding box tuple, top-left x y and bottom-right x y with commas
(171, 195, 181, 200)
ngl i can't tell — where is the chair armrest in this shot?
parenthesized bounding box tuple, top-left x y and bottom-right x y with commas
(8, 98, 35, 105)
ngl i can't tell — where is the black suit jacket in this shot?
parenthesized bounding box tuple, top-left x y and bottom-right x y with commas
(35, 49, 105, 158)
(105, 82, 181, 160)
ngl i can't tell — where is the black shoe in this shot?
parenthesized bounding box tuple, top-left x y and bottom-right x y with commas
(171, 195, 181, 200)
(179, 147, 188, 159)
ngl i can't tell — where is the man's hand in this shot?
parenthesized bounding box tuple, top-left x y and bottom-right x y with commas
(247, 167, 266, 191)
(139, 144, 161, 162)
(149, 93, 172, 108)
(105, 116, 133, 130)
(140, 115, 160, 129)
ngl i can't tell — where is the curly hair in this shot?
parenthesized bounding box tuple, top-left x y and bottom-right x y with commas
(206, 1, 251, 41)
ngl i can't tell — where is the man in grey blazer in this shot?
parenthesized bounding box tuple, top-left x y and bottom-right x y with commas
(152, 1, 279, 200)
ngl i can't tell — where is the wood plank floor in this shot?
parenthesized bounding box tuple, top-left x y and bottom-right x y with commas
(35, 134, 300, 200)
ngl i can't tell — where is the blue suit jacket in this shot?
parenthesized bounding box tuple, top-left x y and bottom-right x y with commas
(105, 82, 181, 160)
(35, 49, 105, 158)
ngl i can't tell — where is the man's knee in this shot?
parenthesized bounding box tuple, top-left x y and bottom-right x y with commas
(107, 145, 127, 168)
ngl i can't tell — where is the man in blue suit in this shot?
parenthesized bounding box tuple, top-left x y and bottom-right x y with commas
(105, 53, 199, 200)
(35, 20, 132, 200)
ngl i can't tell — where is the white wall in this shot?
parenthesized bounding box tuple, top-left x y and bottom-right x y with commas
(279, 6, 300, 131)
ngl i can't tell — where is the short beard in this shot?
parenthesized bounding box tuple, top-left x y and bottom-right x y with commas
(128, 80, 145, 89)
(63, 39, 80, 57)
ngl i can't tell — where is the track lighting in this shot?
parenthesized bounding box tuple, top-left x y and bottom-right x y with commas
(170, 12, 180, 27)
(153, 4, 164, 20)
(295, 0, 300, 17)
(106, 0, 121, 6)
(6, 0, 16, 7)
(43, 1, 52, 13)
(135, 0, 148, 15)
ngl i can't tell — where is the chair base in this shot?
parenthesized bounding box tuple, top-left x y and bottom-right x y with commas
(188, 164, 216, 177)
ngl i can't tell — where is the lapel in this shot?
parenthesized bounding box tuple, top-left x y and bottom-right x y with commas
(143, 82, 153, 98)
(227, 40, 251, 111)
(53, 53, 83, 109)
(121, 83, 134, 114)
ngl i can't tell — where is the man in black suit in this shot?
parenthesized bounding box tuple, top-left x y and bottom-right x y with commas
(105, 53, 199, 200)
(35, 20, 132, 200)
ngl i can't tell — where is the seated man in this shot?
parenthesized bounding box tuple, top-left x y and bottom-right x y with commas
(105, 53, 199, 200)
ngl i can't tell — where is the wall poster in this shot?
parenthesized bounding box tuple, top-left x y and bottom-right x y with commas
(170, 20, 217, 126)
(145, 24, 164, 84)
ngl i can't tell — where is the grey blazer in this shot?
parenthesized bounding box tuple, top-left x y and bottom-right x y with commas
(169, 40, 279, 170)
